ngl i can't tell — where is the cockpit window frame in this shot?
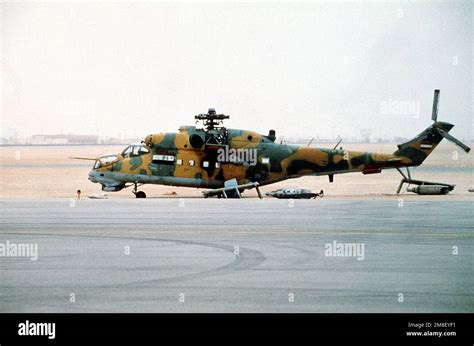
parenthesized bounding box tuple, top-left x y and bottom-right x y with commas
(122, 145, 133, 157)
(122, 144, 150, 158)
(94, 154, 119, 169)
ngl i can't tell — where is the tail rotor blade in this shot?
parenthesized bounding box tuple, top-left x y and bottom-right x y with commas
(432, 89, 440, 122)
(438, 129, 471, 153)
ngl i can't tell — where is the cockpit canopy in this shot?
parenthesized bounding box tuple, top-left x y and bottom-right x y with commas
(92, 144, 150, 169)
(93, 154, 119, 169)
(121, 144, 150, 158)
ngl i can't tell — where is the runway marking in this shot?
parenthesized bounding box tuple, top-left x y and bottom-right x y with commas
(1, 230, 472, 238)
(0, 232, 266, 288)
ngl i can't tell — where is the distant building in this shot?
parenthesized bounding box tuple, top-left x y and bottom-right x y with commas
(359, 129, 372, 143)
(66, 135, 100, 144)
(30, 134, 99, 145)
(30, 135, 67, 145)
(98, 137, 141, 145)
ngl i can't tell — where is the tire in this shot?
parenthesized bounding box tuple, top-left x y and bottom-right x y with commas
(135, 191, 146, 198)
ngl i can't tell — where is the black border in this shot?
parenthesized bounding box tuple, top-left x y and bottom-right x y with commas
(0, 313, 472, 345)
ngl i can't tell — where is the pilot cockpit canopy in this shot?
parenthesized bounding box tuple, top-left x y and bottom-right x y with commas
(93, 154, 118, 169)
(122, 144, 150, 158)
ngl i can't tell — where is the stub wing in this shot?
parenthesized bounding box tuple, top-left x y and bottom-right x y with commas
(203, 179, 262, 199)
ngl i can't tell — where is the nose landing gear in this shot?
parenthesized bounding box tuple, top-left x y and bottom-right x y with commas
(132, 182, 147, 198)
(135, 191, 146, 198)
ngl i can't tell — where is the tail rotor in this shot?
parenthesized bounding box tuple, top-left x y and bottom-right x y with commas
(430, 89, 470, 153)
(436, 128, 471, 153)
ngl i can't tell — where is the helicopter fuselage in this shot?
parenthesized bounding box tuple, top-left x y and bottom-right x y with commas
(88, 124, 415, 193)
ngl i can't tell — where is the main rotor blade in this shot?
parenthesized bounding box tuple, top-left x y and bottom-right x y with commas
(437, 129, 471, 153)
(432, 89, 440, 122)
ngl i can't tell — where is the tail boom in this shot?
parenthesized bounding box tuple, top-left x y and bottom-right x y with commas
(393, 121, 456, 166)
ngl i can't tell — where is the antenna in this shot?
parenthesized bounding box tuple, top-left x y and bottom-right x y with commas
(432, 89, 440, 122)
(332, 138, 342, 150)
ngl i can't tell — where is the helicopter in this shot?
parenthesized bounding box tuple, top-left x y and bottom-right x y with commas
(76, 89, 470, 198)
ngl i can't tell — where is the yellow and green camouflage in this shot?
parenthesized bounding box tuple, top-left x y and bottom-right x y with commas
(88, 119, 464, 195)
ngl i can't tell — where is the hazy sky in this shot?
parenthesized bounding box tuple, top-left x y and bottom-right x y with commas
(1, 1, 472, 140)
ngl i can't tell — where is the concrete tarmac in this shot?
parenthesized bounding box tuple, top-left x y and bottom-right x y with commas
(0, 198, 472, 312)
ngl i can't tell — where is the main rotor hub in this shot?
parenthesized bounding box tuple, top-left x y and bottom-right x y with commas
(195, 108, 230, 132)
(194, 108, 230, 147)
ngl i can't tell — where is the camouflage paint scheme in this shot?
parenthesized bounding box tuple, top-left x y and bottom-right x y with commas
(88, 121, 456, 194)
